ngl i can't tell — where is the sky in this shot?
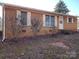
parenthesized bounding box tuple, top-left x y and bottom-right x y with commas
(0, 0, 79, 16)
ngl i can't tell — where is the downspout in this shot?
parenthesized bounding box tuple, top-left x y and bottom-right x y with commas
(1, 3, 5, 41)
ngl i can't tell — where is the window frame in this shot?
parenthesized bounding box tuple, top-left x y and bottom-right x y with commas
(20, 11, 27, 26)
(45, 15, 55, 27)
(67, 17, 73, 23)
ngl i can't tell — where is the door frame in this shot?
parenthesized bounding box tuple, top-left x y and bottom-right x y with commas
(59, 16, 64, 30)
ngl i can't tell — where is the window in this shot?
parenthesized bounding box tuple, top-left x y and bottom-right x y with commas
(45, 15, 55, 27)
(67, 17, 73, 23)
(20, 11, 27, 25)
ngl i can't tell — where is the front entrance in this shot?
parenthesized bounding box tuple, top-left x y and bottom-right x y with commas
(59, 16, 64, 29)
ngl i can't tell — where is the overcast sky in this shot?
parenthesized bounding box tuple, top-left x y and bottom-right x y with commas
(0, 0, 79, 16)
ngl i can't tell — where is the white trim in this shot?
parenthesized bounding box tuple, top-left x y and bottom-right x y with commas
(27, 12, 31, 26)
(16, 10, 21, 25)
(16, 10, 21, 19)
(67, 16, 69, 23)
(77, 19, 79, 31)
(55, 16, 57, 27)
(43, 14, 45, 26)
(72, 18, 74, 23)
(59, 16, 64, 29)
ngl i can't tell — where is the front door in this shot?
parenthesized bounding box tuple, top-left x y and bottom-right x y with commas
(59, 16, 64, 29)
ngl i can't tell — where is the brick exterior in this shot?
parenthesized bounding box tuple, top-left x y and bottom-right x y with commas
(3, 4, 77, 39)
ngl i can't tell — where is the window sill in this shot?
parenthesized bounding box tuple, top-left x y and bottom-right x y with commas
(20, 25, 31, 27)
(67, 22, 73, 24)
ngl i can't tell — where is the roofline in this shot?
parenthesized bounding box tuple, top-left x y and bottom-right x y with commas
(0, 2, 78, 17)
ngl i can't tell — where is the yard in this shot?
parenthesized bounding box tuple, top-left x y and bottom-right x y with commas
(0, 33, 79, 59)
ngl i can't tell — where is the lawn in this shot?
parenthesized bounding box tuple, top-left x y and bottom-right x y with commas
(0, 33, 79, 59)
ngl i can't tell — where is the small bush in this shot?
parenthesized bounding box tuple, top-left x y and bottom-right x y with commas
(60, 30, 73, 35)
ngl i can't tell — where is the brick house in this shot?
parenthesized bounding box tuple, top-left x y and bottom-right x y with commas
(0, 3, 78, 41)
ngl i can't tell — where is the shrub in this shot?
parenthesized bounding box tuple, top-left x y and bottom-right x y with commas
(60, 30, 73, 35)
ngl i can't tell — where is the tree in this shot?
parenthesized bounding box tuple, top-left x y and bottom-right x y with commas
(11, 16, 22, 40)
(54, 0, 69, 14)
(31, 17, 42, 35)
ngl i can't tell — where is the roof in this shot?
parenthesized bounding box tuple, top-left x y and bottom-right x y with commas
(0, 2, 78, 17)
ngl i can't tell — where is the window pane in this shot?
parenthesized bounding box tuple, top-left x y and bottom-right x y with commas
(45, 15, 55, 27)
(68, 18, 72, 23)
(45, 15, 50, 26)
(21, 12, 27, 25)
(51, 16, 55, 26)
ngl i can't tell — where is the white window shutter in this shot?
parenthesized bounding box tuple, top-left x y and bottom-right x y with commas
(55, 16, 57, 27)
(43, 14, 45, 26)
(72, 18, 74, 23)
(67, 17, 69, 23)
(16, 10, 21, 19)
(16, 10, 21, 25)
(27, 12, 31, 26)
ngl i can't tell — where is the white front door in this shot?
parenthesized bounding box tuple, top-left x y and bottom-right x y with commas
(77, 19, 79, 31)
(59, 16, 64, 29)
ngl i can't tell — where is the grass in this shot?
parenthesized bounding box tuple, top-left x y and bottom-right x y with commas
(0, 33, 79, 59)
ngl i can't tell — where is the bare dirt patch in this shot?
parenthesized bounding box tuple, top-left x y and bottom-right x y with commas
(0, 33, 79, 59)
